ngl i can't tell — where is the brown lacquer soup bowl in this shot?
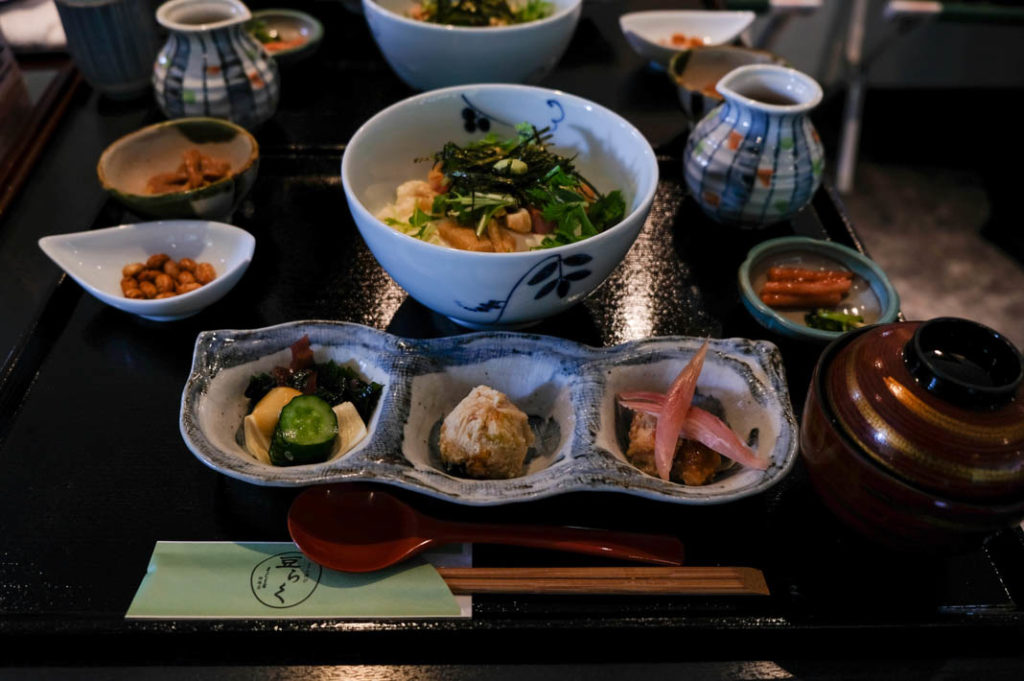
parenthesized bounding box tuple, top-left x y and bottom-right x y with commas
(801, 317, 1024, 552)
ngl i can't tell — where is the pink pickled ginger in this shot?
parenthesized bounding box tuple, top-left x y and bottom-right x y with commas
(653, 342, 708, 480)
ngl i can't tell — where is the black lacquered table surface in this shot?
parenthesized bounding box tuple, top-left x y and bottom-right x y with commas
(0, 0, 1022, 669)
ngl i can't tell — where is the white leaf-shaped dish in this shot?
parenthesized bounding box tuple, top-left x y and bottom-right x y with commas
(620, 10, 756, 67)
(39, 220, 255, 321)
(180, 321, 798, 505)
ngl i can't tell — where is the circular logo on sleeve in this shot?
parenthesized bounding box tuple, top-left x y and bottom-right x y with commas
(250, 551, 322, 608)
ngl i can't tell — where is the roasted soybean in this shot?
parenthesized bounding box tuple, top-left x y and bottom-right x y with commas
(120, 253, 216, 300)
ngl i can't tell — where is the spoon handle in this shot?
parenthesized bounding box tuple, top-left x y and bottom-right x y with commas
(432, 521, 685, 566)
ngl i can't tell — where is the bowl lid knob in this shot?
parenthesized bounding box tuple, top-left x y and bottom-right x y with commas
(903, 317, 1023, 411)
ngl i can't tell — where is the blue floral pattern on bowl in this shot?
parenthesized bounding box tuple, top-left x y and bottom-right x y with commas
(460, 94, 566, 134)
(457, 253, 593, 323)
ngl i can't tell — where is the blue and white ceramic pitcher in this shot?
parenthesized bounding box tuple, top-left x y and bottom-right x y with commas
(684, 64, 824, 228)
(153, 0, 279, 130)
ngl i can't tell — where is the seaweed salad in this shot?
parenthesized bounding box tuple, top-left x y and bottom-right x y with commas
(378, 123, 626, 253)
(409, 0, 553, 26)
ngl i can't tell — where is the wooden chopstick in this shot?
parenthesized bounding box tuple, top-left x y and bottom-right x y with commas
(436, 566, 769, 596)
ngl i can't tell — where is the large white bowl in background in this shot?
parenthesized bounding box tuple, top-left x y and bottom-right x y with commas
(341, 83, 659, 329)
(363, 0, 582, 91)
(39, 220, 255, 321)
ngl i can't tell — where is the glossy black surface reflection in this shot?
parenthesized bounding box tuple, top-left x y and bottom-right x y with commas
(0, 0, 1022, 669)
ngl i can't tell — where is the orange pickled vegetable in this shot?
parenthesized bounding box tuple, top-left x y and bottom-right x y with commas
(761, 278, 852, 295)
(760, 292, 843, 308)
(767, 266, 853, 282)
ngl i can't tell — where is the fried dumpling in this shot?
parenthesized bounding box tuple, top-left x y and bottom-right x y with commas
(439, 385, 534, 479)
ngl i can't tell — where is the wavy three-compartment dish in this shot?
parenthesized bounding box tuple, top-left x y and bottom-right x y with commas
(180, 321, 799, 505)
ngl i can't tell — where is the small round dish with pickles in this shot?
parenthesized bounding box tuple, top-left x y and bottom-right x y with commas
(738, 236, 901, 343)
(180, 321, 798, 505)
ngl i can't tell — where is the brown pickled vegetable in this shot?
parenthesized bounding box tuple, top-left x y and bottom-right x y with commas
(145, 149, 231, 194)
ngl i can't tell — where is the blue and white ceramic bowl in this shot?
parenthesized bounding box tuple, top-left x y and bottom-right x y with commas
(180, 322, 799, 505)
(342, 84, 659, 329)
(363, 0, 581, 91)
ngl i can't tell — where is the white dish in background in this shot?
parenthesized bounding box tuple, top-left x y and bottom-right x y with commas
(247, 8, 324, 64)
(38, 220, 255, 321)
(179, 321, 799, 506)
(363, 0, 581, 91)
(620, 10, 756, 67)
(341, 83, 659, 329)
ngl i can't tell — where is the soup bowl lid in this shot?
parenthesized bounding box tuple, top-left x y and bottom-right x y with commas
(822, 317, 1024, 503)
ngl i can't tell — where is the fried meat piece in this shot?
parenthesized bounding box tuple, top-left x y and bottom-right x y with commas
(625, 411, 721, 486)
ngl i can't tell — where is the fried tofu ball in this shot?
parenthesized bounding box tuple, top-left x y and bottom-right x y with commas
(439, 385, 534, 479)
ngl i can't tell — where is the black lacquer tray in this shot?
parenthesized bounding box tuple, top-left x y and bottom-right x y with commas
(0, 0, 1022, 667)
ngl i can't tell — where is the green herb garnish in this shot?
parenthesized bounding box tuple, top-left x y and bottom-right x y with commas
(385, 206, 438, 239)
(248, 19, 277, 44)
(513, 0, 553, 22)
(415, 124, 625, 248)
(433, 191, 517, 236)
(805, 308, 865, 332)
(416, 0, 553, 26)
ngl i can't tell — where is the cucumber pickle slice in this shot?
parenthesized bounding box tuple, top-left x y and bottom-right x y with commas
(269, 395, 339, 466)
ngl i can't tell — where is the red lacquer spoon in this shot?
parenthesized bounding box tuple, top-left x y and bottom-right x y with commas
(287, 484, 685, 573)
